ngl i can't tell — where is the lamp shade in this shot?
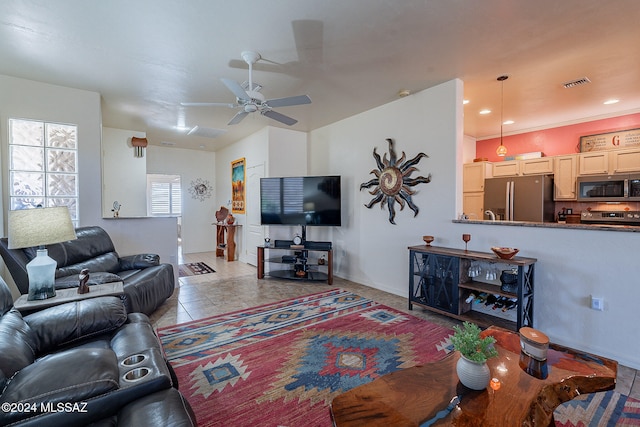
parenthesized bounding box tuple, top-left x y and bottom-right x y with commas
(8, 207, 77, 249)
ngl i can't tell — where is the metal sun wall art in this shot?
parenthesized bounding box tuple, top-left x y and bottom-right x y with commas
(360, 138, 431, 224)
(189, 178, 213, 201)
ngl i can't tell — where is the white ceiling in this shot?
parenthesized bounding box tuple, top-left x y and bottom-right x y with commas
(1, 0, 639, 151)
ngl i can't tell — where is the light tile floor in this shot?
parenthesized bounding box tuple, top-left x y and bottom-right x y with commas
(149, 251, 639, 400)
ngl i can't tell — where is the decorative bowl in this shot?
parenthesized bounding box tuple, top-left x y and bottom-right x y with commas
(423, 235, 435, 246)
(491, 247, 519, 259)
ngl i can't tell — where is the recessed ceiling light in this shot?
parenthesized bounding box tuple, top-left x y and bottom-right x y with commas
(479, 109, 491, 115)
(603, 99, 619, 105)
(463, 99, 470, 105)
(503, 120, 514, 125)
(160, 141, 176, 146)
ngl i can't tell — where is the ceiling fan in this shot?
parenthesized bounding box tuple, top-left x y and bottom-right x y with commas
(182, 51, 311, 126)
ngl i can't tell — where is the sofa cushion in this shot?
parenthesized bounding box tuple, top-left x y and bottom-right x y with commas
(0, 348, 119, 425)
(56, 252, 121, 278)
(0, 309, 37, 379)
(25, 226, 117, 267)
(25, 297, 127, 353)
(55, 272, 123, 289)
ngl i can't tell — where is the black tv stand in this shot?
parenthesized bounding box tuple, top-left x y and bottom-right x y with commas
(257, 240, 333, 285)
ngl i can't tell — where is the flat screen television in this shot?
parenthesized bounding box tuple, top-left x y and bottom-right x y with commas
(260, 175, 341, 226)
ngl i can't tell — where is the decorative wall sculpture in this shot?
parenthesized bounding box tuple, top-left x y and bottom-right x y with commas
(188, 178, 213, 201)
(360, 138, 431, 224)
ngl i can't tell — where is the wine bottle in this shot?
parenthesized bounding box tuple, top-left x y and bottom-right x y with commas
(485, 294, 498, 306)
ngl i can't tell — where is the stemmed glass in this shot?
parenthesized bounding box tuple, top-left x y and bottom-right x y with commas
(462, 234, 471, 251)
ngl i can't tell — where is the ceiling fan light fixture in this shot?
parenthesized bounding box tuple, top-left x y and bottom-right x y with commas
(496, 75, 509, 157)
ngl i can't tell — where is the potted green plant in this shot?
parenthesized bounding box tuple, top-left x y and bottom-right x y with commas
(450, 321, 498, 390)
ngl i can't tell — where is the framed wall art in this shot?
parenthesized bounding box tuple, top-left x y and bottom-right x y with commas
(231, 157, 246, 213)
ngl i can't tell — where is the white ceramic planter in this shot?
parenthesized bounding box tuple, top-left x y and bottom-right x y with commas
(456, 355, 490, 390)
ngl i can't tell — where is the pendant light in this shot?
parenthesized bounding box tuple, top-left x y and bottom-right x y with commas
(496, 75, 509, 157)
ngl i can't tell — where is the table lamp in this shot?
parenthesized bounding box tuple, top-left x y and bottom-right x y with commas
(8, 207, 77, 300)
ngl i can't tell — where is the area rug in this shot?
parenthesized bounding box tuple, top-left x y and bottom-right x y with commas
(178, 262, 215, 277)
(554, 390, 640, 426)
(157, 288, 455, 427)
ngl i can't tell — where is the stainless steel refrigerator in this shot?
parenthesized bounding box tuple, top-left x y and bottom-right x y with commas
(483, 175, 555, 222)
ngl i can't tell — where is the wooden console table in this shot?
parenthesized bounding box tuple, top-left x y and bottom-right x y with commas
(330, 326, 617, 426)
(214, 224, 241, 261)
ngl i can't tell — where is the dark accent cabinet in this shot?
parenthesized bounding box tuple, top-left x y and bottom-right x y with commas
(408, 245, 537, 331)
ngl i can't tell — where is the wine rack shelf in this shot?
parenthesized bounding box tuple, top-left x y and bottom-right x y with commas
(408, 245, 537, 331)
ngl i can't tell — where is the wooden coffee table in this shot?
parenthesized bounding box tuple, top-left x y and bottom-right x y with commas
(330, 326, 617, 426)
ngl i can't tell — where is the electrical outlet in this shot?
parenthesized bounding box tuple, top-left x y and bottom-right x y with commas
(590, 296, 604, 311)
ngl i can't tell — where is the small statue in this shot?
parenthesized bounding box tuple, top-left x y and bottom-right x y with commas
(78, 268, 90, 294)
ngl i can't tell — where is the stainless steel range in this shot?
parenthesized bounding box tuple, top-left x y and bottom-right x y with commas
(581, 210, 640, 225)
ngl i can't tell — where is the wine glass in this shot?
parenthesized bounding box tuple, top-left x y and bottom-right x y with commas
(462, 234, 471, 251)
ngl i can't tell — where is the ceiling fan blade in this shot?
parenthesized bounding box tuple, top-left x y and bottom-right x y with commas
(228, 59, 284, 73)
(181, 102, 236, 108)
(262, 110, 298, 126)
(228, 111, 249, 125)
(221, 78, 251, 102)
(265, 95, 311, 108)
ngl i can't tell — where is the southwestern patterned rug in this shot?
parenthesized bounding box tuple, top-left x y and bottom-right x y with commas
(554, 390, 640, 426)
(157, 288, 455, 427)
(178, 262, 216, 277)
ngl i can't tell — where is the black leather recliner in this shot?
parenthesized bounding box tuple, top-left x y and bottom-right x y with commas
(0, 276, 196, 426)
(0, 226, 175, 315)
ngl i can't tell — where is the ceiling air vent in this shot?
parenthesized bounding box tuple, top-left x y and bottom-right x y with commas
(562, 77, 591, 89)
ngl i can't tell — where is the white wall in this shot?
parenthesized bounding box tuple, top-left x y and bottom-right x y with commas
(310, 79, 462, 293)
(309, 78, 640, 370)
(146, 145, 216, 254)
(102, 127, 148, 217)
(214, 126, 308, 263)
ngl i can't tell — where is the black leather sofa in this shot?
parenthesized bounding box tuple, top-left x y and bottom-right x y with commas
(0, 276, 196, 426)
(0, 226, 175, 315)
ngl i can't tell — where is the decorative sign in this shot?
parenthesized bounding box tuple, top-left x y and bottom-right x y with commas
(231, 158, 246, 213)
(579, 128, 640, 152)
(360, 138, 431, 225)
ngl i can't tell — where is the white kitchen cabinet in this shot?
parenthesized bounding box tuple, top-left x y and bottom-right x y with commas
(492, 160, 519, 177)
(578, 148, 640, 175)
(554, 155, 577, 200)
(463, 162, 492, 192)
(578, 151, 609, 175)
(611, 147, 640, 173)
(520, 157, 554, 175)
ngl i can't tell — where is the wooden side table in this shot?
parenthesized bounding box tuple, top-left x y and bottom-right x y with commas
(14, 282, 124, 313)
(214, 224, 241, 261)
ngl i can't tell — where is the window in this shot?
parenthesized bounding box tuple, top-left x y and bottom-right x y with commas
(147, 174, 182, 216)
(8, 118, 79, 223)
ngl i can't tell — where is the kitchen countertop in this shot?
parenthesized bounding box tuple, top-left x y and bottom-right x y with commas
(452, 219, 640, 232)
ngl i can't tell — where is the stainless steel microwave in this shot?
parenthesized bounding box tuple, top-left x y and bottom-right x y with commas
(577, 174, 640, 202)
